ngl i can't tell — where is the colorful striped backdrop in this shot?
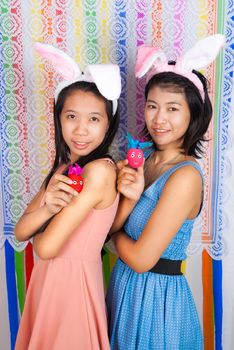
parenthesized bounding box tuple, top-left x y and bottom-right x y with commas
(0, 1, 233, 349)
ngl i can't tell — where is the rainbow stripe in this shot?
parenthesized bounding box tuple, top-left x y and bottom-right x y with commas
(0, 1, 233, 349)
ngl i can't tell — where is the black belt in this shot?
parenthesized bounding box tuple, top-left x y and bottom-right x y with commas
(120, 257, 183, 275)
(149, 258, 183, 275)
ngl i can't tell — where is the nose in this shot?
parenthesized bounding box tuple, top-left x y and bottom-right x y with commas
(152, 108, 166, 125)
(74, 119, 88, 135)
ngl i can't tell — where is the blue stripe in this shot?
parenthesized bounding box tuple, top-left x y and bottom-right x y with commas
(1, 15, 19, 349)
(5, 241, 19, 350)
(213, 259, 223, 350)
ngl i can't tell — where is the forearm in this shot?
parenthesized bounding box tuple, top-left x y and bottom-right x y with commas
(32, 219, 70, 260)
(32, 197, 93, 259)
(113, 231, 158, 273)
(109, 195, 137, 235)
(113, 231, 140, 270)
(14, 205, 54, 242)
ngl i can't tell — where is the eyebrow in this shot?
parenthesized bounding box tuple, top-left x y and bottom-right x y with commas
(64, 109, 76, 113)
(89, 112, 104, 117)
(147, 99, 182, 106)
(63, 109, 104, 116)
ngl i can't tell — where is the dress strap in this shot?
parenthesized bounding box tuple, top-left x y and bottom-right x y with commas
(101, 157, 115, 164)
(165, 160, 204, 181)
(100, 157, 117, 168)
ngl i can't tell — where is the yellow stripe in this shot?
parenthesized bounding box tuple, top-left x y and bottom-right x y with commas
(181, 260, 186, 274)
(73, 0, 85, 66)
(99, 0, 111, 63)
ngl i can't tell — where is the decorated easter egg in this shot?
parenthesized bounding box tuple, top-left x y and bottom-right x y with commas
(127, 148, 144, 168)
(68, 174, 84, 193)
(68, 164, 84, 193)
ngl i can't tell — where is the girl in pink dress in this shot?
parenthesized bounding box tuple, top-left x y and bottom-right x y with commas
(14, 43, 121, 350)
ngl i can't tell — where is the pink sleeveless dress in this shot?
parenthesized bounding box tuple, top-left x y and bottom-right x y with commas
(15, 163, 119, 350)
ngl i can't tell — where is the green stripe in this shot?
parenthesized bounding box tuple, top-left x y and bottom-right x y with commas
(84, 0, 99, 64)
(14, 251, 25, 314)
(214, 0, 226, 142)
(102, 247, 111, 290)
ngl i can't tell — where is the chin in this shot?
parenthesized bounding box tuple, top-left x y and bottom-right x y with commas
(70, 149, 90, 160)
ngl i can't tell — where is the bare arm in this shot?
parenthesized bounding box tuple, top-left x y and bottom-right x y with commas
(14, 188, 51, 241)
(109, 195, 137, 234)
(14, 174, 78, 242)
(113, 166, 203, 273)
(109, 159, 145, 234)
(33, 160, 117, 259)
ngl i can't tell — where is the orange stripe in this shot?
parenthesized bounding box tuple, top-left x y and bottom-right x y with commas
(151, 0, 163, 46)
(202, 250, 214, 350)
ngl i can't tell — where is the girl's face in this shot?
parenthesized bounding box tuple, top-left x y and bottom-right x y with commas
(144, 85, 191, 151)
(60, 90, 109, 163)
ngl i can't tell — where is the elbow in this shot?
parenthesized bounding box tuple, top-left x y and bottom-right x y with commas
(33, 239, 57, 260)
(122, 258, 150, 274)
(14, 220, 36, 242)
(131, 265, 150, 274)
(35, 249, 55, 260)
(128, 256, 158, 274)
(14, 226, 27, 242)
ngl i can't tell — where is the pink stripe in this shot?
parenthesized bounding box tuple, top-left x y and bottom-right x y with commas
(135, 1, 148, 130)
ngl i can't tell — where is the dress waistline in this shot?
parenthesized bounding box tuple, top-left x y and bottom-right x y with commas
(119, 257, 183, 275)
(149, 258, 183, 275)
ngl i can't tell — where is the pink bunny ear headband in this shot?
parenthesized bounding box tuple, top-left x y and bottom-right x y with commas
(34, 42, 121, 114)
(135, 34, 225, 101)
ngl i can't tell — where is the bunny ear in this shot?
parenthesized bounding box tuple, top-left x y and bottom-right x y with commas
(135, 45, 167, 78)
(180, 34, 225, 71)
(84, 64, 121, 101)
(34, 42, 81, 80)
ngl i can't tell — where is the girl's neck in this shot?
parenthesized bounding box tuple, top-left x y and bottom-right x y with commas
(71, 154, 80, 164)
(153, 149, 184, 165)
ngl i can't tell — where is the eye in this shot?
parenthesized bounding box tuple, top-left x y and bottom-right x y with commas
(146, 104, 156, 109)
(130, 152, 135, 158)
(168, 107, 178, 112)
(67, 114, 76, 120)
(90, 116, 100, 122)
(138, 154, 142, 158)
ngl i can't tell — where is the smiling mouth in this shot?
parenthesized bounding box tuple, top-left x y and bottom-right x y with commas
(153, 128, 169, 134)
(72, 141, 89, 149)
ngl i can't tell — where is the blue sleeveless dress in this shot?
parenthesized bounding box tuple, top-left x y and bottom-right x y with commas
(106, 161, 203, 350)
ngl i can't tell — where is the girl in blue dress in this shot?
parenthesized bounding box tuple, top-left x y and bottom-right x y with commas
(106, 35, 225, 350)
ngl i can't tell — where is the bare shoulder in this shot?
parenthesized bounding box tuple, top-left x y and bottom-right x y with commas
(174, 162, 202, 178)
(164, 162, 203, 195)
(83, 158, 117, 188)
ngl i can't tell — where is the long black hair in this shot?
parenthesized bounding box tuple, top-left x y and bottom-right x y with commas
(142, 62, 213, 158)
(44, 81, 119, 187)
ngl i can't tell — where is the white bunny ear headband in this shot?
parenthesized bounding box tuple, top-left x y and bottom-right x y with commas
(34, 42, 121, 114)
(135, 34, 225, 101)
